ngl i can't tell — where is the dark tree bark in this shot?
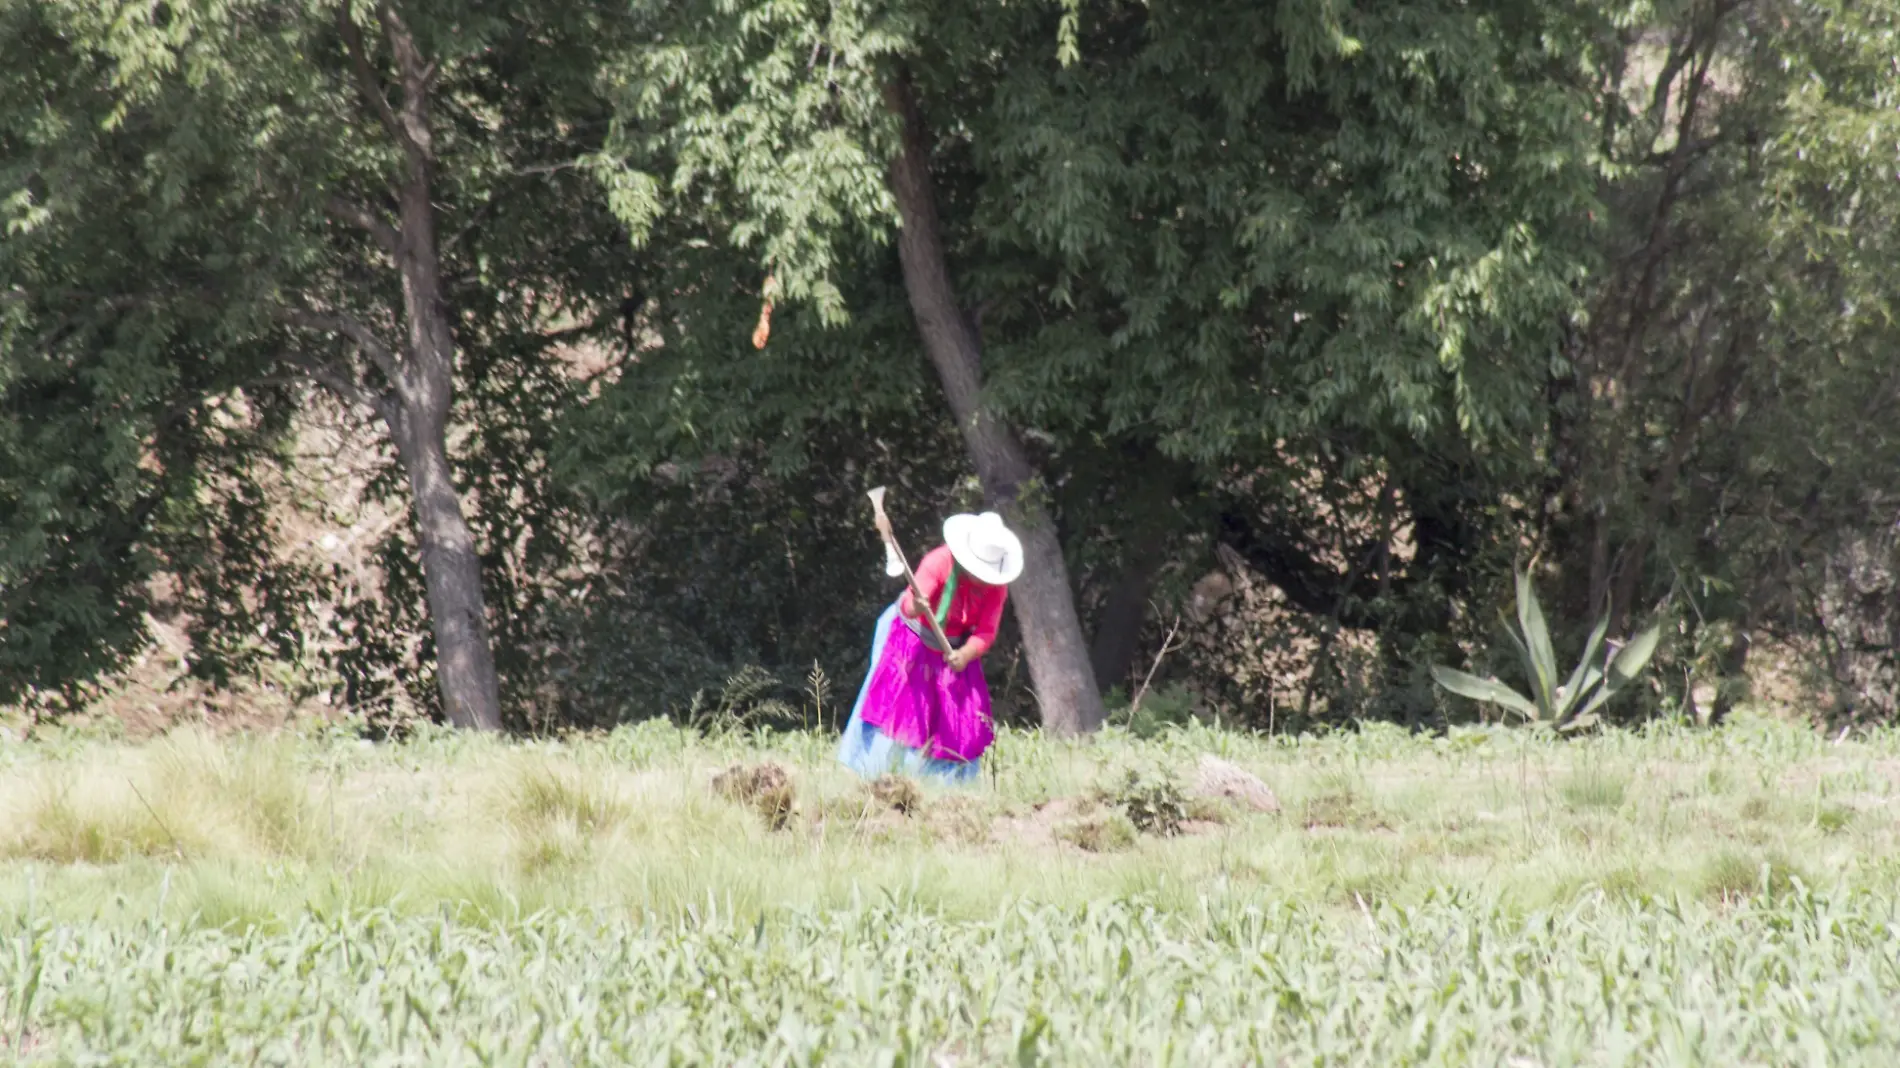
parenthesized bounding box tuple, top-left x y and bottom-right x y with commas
(289, 2, 503, 730)
(1707, 625, 1751, 725)
(883, 75, 1105, 735)
(1086, 449, 1182, 691)
(1089, 525, 1170, 693)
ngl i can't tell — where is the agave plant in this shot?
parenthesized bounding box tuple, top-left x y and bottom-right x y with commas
(1432, 569, 1662, 732)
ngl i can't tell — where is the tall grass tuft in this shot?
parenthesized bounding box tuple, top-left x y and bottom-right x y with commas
(1559, 764, 1629, 811)
(8, 780, 185, 863)
(150, 729, 327, 857)
(1700, 849, 1805, 901)
(505, 761, 628, 831)
(500, 759, 630, 873)
(178, 864, 284, 933)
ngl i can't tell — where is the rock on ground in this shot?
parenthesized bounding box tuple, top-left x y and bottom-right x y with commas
(1193, 755, 1281, 813)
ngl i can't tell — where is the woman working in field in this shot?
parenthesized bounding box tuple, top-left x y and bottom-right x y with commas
(837, 510, 1022, 783)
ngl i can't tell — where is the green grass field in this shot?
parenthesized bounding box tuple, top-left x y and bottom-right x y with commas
(4, 715, 1900, 1064)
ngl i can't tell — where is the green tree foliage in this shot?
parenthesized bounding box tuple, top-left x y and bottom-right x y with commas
(0, 1, 316, 703)
(1536, 0, 1900, 718)
(582, 0, 1610, 723)
(7, 0, 1898, 731)
(1, 0, 644, 723)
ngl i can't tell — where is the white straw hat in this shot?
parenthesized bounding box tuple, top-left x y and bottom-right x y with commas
(942, 511, 1024, 586)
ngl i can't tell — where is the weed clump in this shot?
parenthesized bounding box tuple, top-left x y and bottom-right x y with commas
(10, 782, 183, 863)
(1098, 767, 1186, 837)
(507, 764, 625, 830)
(502, 761, 628, 873)
(712, 762, 795, 830)
(1700, 850, 1804, 901)
(1598, 864, 1651, 901)
(925, 795, 991, 846)
(1815, 803, 1854, 835)
(1057, 808, 1138, 853)
(1301, 790, 1385, 831)
(146, 731, 322, 856)
(1184, 796, 1235, 824)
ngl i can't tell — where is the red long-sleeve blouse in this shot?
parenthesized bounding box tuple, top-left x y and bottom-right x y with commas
(898, 545, 1008, 657)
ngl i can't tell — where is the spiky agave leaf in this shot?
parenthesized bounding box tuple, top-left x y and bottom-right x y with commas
(1608, 620, 1663, 688)
(1431, 665, 1542, 721)
(1558, 614, 1611, 718)
(1578, 619, 1666, 720)
(1500, 625, 1550, 721)
(1514, 569, 1560, 715)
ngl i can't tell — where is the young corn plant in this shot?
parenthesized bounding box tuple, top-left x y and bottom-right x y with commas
(1432, 570, 1662, 732)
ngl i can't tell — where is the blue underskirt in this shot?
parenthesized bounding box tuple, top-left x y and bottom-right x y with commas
(835, 602, 980, 784)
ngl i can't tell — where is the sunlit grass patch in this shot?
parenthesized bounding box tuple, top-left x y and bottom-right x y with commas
(5, 771, 197, 863)
(1813, 802, 1856, 835)
(1559, 763, 1630, 811)
(0, 712, 1896, 930)
(150, 728, 330, 857)
(1700, 849, 1806, 902)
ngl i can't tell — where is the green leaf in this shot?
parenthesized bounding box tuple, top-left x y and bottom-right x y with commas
(1431, 665, 1542, 722)
(1514, 569, 1559, 713)
(1500, 624, 1545, 719)
(1575, 623, 1659, 720)
(1570, 662, 1605, 704)
(1608, 621, 1663, 689)
(1559, 614, 1610, 717)
(1055, 0, 1082, 67)
(1575, 683, 1621, 721)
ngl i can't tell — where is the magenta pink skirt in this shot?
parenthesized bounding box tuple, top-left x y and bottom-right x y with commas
(857, 618, 994, 762)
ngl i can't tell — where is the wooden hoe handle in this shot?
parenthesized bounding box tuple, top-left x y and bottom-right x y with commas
(866, 487, 956, 655)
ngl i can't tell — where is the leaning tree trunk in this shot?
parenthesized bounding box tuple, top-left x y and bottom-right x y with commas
(384, 14, 502, 732)
(312, 1, 504, 731)
(883, 76, 1105, 735)
(386, 403, 504, 731)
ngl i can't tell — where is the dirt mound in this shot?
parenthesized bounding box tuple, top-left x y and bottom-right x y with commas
(868, 775, 923, 815)
(712, 762, 795, 830)
(1056, 806, 1138, 853)
(992, 798, 1091, 850)
(922, 794, 990, 845)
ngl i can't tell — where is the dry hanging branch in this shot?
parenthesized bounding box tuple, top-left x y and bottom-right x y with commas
(752, 274, 777, 349)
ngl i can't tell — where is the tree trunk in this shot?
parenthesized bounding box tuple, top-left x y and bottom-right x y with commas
(882, 75, 1105, 735)
(1707, 624, 1751, 726)
(1088, 457, 1179, 691)
(1089, 543, 1165, 694)
(325, 2, 504, 731)
(388, 406, 504, 730)
(387, 33, 503, 732)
